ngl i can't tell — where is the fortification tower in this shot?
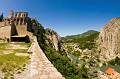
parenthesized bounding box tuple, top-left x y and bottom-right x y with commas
(14, 12, 28, 25)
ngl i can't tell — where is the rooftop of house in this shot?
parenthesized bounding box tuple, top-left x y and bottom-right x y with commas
(105, 67, 120, 76)
(105, 67, 115, 75)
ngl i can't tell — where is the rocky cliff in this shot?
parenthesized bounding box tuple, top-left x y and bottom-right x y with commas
(45, 28, 61, 51)
(98, 18, 120, 61)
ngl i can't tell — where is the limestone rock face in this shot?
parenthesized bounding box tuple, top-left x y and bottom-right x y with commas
(45, 28, 61, 51)
(98, 18, 120, 61)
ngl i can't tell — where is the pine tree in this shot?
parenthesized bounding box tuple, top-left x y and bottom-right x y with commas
(0, 13, 3, 21)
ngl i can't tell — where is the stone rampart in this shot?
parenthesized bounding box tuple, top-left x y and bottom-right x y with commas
(27, 36, 65, 79)
(0, 25, 11, 39)
(16, 25, 27, 36)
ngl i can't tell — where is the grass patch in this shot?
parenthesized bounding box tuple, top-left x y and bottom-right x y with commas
(0, 43, 9, 50)
(0, 42, 31, 78)
(14, 42, 31, 47)
(0, 53, 29, 66)
(13, 49, 28, 53)
(0, 53, 30, 78)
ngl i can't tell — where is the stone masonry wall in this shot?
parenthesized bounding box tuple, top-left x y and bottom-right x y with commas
(20, 36, 65, 79)
(0, 25, 11, 39)
(16, 25, 27, 36)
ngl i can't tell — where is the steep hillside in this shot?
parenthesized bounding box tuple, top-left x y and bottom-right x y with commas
(30, 18, 120, 79)
(32, 19, 90, 79)
(45, 28, 61, 51)
(32, 17, 120, 79)
(32, 19, 61, 51)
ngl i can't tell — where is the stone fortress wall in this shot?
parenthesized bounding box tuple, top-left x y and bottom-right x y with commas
(0, 11, 64, 79)
(0, 10, 31, 42)
(0, 25, 11, 40)
(26, 36, 64, 79)
(16, 25, 27, 36)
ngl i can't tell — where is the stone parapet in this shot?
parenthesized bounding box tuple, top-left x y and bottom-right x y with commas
(22, 36, 65, 79)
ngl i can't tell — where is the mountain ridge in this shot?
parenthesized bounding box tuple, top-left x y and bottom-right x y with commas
(62, 30, 99, 39)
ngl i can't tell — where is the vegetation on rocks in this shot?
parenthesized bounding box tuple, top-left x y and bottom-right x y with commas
(45, 47, 89, 79)
(31, 19, 47, 51)
(34, 21, 98, 79)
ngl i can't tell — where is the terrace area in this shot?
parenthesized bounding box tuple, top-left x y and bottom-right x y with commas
(0, 42, 31, 79)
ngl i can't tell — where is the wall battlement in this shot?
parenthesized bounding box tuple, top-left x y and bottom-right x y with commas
(4, 10, 30, 26)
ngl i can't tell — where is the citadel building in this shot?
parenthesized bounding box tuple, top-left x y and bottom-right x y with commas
(0, 10, 34, 42)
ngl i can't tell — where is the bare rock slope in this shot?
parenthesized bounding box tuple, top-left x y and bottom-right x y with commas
(45, 28, 61, 51)
(98, 18, 120, 61)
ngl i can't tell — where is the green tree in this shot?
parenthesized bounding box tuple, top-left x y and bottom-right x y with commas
(0, 13, 3, 21)
(32, 19, 47, 51)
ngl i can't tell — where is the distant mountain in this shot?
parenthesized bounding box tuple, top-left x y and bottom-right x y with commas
(79, 30, 99, 37)
(63, 30, 99, 39)
(62, 30, 99, 39)
(62, 30, 99, 49)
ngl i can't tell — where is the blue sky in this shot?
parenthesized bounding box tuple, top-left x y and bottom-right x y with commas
(0, 0, 120, 36)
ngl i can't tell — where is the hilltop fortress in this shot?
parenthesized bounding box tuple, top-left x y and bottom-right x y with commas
(0, 10, 33, 42)
(0, 11, 64, 79)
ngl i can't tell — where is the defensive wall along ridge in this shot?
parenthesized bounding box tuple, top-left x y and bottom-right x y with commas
(27, 36, 65, 79)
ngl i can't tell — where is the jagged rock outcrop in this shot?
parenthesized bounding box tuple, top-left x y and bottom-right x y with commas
(45, 28, 61, 51)
(98, 18, 120, 61)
